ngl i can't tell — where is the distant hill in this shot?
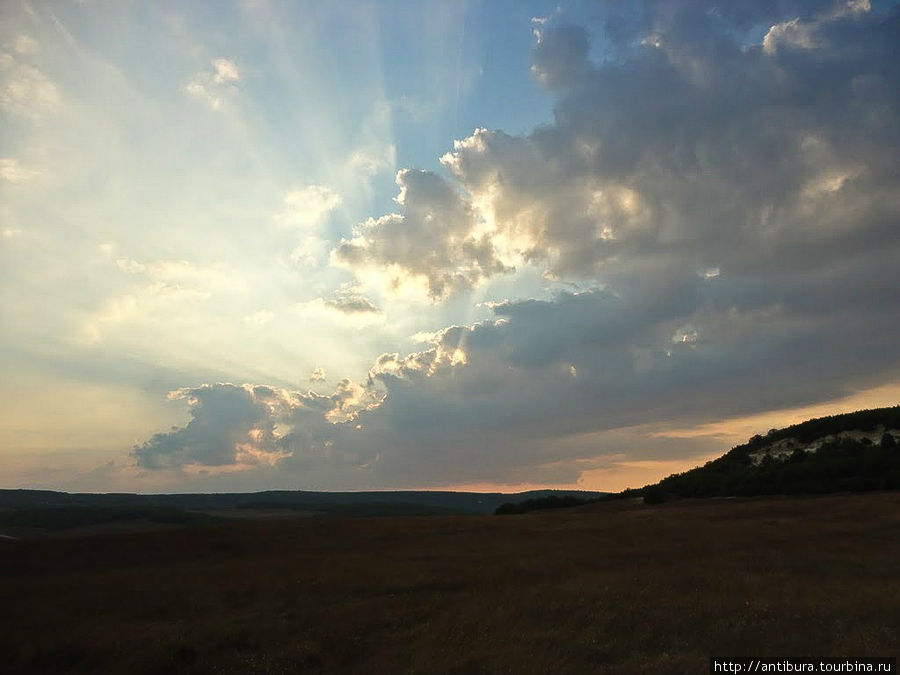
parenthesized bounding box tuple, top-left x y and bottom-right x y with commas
(629, 405, 900, 503)
(0, 488, 608, 533)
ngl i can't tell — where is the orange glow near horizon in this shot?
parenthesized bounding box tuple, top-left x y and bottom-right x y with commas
(656, 382, 900, 445)
(437, 382, 900, 494)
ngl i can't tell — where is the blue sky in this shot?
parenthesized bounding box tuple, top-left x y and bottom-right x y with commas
(1, 0, 898, 493)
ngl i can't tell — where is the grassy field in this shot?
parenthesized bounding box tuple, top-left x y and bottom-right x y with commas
(1, 492, 898, 674)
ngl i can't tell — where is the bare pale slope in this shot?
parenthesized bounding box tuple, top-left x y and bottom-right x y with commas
(1, 492, 898, 673)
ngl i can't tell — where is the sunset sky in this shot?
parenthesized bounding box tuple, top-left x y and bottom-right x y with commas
(2, 0, 898, 493)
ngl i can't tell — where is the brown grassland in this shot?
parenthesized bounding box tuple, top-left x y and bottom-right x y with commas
(1, 492, 898, 674)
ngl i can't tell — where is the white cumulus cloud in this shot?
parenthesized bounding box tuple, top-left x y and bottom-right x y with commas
(184, 58, 241, 110)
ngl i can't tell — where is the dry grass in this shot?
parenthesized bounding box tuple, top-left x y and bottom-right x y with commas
(1, 492, 898, 674)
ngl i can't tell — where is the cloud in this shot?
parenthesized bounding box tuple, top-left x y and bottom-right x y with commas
(433, 3, 898, 290)
(132, 381, 384, 470)
(323, 284, 380, 314)
(133, 384, 291, 469)
(113, 257, 240, 290)
(289, 296, 384, 329)
(309, 367, 326, 382)
(244, 309, 274, 326)
(531, 22, 590, 89)
(134, 1, 900, 488)
(275, 185, 341, 229)
(348, 144, 396, 177)
(0, 157, 39, 184)
(12, 35, 39, 56)
(274, 185, 341, 267)
(332, 168, 511, 300)
(132, 280, 899, 485)
(81, 257, 244, 344)
(344, 101, 397, 183)
(211, 58, 240, 84)
(762, 17, 819, 54)
(0, 49, 61, 119)
(184, 58, 241, 110)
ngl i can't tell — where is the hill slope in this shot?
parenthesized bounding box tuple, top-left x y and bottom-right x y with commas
(0, 488, 608, 535)
(633, 405, 900, 502)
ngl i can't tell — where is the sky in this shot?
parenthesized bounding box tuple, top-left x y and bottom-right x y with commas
(1, 0, 898, 494)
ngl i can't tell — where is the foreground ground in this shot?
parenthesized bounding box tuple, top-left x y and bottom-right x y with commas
(1, 492, 898, 674)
